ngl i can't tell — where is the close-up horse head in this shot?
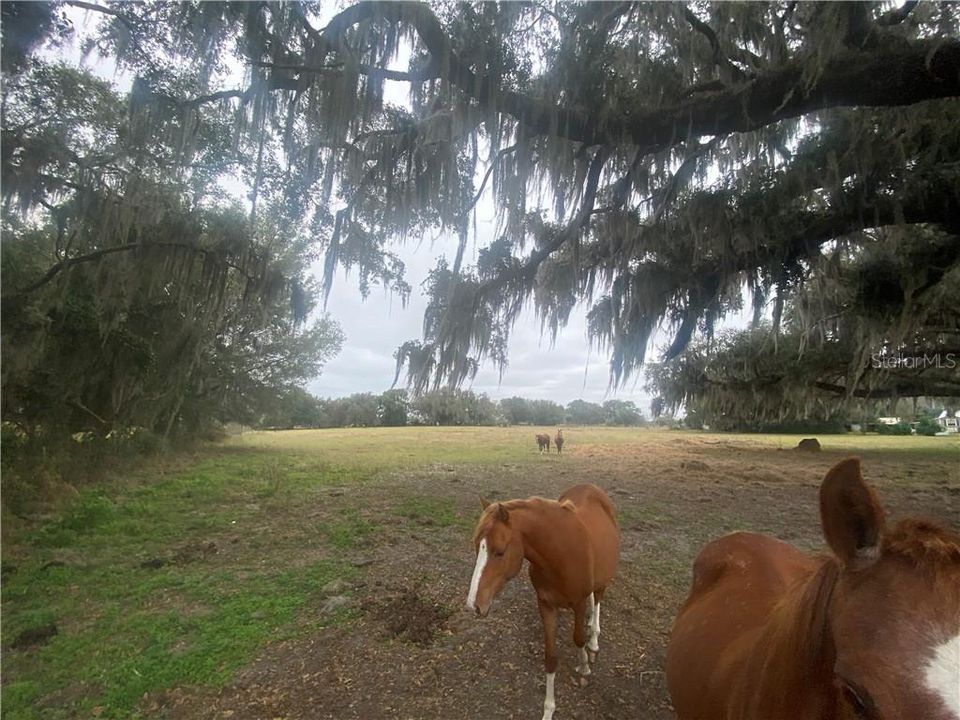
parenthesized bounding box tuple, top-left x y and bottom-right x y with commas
(466, 497, 524, 617)
(667, 457, 960, 720)
(819, 458, 960, 720)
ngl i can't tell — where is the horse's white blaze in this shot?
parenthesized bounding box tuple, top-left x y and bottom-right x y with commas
(925, 633, 960, 718)
(541, 672, 556, 720)
(466, 538, 489, 610)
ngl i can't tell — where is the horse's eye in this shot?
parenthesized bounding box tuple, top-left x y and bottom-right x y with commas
(839, 680, 873, 719)
(492, 549, 504, 557)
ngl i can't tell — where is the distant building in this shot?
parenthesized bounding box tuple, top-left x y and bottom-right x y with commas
(876, 417, 902, 425)
(936, 410, 959, 434)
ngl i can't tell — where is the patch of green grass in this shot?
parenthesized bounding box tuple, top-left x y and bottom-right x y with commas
(1, 682, 40, 720)
(33, 492, 117, 548)
(2, 452, 359, 720)
(323, 509, 373, 549)
(395, 495, 466, 528)
(4, 560, 350, 718)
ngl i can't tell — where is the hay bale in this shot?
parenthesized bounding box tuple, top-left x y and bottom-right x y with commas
(796, 438, 821, 452)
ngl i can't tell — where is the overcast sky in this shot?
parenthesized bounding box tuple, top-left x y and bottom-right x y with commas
(311, 230, 664, 410)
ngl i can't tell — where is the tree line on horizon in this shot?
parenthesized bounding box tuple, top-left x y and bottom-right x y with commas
(260, 388, 648, 429)
(262, 385, 957, 435)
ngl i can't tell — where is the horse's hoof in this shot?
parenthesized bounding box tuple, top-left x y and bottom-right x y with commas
(578, 675, 590, 688)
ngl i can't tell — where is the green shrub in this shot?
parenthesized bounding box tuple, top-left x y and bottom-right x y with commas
(915, 417, 941, 436)
(876, 421, 912, 436)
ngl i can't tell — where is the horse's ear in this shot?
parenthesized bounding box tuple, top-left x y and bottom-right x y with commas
(820, 458, 885, 567)
(479, 495, 491, 510)
(496, 503, 509, 523)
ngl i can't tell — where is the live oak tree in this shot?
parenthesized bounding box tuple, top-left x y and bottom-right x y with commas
(1, 42, 342, 438)
(3, 1, 959, 427)
(646, 226, 960, 425)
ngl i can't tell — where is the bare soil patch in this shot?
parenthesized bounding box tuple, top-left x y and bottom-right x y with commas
(365, 588, 454, 647)
(153, 435, 959, 720)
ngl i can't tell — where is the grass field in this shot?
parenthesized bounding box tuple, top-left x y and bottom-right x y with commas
(2, 427, 957, 719)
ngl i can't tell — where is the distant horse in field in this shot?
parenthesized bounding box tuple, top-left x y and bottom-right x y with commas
(535, 433, 551, 453)
(667, 457, 960, 720)
(467, 484, 619, 720)
(554, 429, 564, 454)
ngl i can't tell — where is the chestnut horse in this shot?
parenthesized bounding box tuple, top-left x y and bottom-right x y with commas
(466, 484, 619, 720)
(667, 458, 960, 720)
(535, 433, 551, 454)
(555, 428, 564, 454)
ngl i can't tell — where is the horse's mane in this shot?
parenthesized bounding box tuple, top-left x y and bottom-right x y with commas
(764, 557, 841, 674)
(883, 518, 960, 567)
(726, 556, 841, 718)
(471, 497, 566, 543)
(757, 517, 960, 681)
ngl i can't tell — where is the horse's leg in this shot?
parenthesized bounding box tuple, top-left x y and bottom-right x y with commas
(538, 599, 559, 720)
(588, 589, 603, 658)
(573, 598, 591, 681)
(585, 592, 593, 626)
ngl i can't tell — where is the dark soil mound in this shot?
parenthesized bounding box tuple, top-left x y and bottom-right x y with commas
(12, 623, 57, 649)
(366, 589, 452, 647)
(795, 438, 821, 452)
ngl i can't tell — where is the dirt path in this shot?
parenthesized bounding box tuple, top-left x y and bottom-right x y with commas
(152, 438, 959, 720)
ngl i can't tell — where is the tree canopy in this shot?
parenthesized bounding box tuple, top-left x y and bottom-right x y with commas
(3, 1, 959, 429)
(1, 19, 343, 439)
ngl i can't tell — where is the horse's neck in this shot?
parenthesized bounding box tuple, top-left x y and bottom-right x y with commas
(734, 559, 840, 718)
(513, 501, 578, 570)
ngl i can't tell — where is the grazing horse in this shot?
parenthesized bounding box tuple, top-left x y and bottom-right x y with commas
(535, 433, 551, 453)
(554, 428, 564, 454)
(667, 458, 960, 720)
(466, 484, 619, 720)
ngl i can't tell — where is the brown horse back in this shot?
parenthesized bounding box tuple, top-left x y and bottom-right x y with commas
(559, 484, 620, 592)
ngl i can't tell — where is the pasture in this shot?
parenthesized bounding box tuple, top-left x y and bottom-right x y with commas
(3, 427, 958, 719)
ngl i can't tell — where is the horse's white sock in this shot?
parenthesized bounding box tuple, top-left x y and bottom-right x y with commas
(577, 646, 592, 675)
(541, 672, 556, 720)
(588, 602, 601, 652)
